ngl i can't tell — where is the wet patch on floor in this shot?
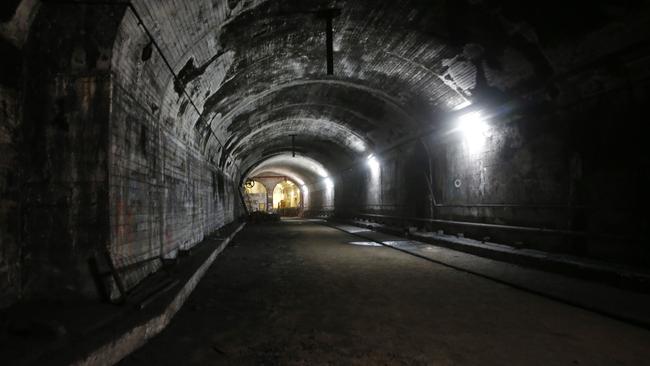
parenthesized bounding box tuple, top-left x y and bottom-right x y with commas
(347, 241, 382, 247)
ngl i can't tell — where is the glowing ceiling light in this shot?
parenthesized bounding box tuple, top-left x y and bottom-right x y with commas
(457, 111, 489, 153)
(324, 177, 334, 189)
(366, 154, 380, 174)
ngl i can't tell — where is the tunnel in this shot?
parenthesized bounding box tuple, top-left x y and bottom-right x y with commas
(1, 0, 650, 364)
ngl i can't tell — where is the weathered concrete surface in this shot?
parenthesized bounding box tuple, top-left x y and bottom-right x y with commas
(1, 0, 650, 314)
(0, 0, 39, 309)
(329, 73, 650, 265)
(18, 2, 124, 301)
(118, 0, 650, 181)
(108, 7, 246, 295)
(0, 42, 22, 308)
(329, 221, 650, 327)
(71, 223, 245, 366)
(119, 220, 650, 365)
(0, 221, 245, 366)
(0, 1, 247, 307)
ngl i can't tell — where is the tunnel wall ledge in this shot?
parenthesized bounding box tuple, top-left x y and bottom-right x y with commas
(327, 220, 650, 329)
(30, 222, 246, 366)
(329, 217, 650, 293)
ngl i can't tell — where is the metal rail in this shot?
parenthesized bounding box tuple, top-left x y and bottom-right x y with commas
(352, 212, 586, 236)
(345, 212, 642, 242)
(325, 222, 650, 331)
(337, 203, 636, 210)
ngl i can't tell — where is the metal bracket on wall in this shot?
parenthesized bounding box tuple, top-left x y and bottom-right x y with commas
(315, 8, 341, 75)
(290, 134, 296, 157)
(275, 7, 341, 75)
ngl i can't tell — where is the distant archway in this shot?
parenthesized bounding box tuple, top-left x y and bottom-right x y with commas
(244, 180, 268, 212)
(272, 181, 302, 216)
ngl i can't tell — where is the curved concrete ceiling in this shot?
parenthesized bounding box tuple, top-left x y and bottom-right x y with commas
(247, 153, 331, 186)
(117, 0, 604, 180)
(226, 118, 367, 163)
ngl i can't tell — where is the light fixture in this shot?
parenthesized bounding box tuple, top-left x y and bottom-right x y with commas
(457, 111, 489, 152)
(324, 177, 334, 189)
(366, 153, 380, 174)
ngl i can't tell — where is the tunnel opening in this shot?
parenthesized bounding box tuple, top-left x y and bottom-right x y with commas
(244, 153, 339, 218)
(272, 180, 302, 217)
(244, 180, 268, 212)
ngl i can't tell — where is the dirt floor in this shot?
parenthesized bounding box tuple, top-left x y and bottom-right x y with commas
(118, 219, 650, 366)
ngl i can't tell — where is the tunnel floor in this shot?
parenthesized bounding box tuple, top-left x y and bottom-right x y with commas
(119, 219, 650, 366)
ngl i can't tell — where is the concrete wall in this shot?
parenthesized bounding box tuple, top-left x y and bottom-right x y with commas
(2, 0, 649, 308)
(0, 3, 244, 308)
(15, 3, 119, 302)
(0, 77, 21, 308)
(304, 180, 335, 216)
(332, 80, 650, 266)
(108, 9, 243, 293)
(0, 0, 33, 308)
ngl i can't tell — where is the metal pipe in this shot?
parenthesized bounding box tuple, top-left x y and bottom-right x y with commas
(347, 212, 642, 242)
(356, 212, 585, 236)
(328, 199, 642, 212)
(325, 222, 650, 331)
(336, 203, 635, 210)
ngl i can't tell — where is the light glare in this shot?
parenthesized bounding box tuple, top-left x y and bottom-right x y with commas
(457, 111, 489, 153)
(367, 154, 380, 174)
(453, 100, 472, 111)
(315, 166, 329, 178)
(324, 177, 334, 189)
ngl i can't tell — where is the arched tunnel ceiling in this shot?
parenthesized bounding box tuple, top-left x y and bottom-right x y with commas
(120, 0, 650, 179)
(248, 153, 331, 186)
(228, 119, 365, 159)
